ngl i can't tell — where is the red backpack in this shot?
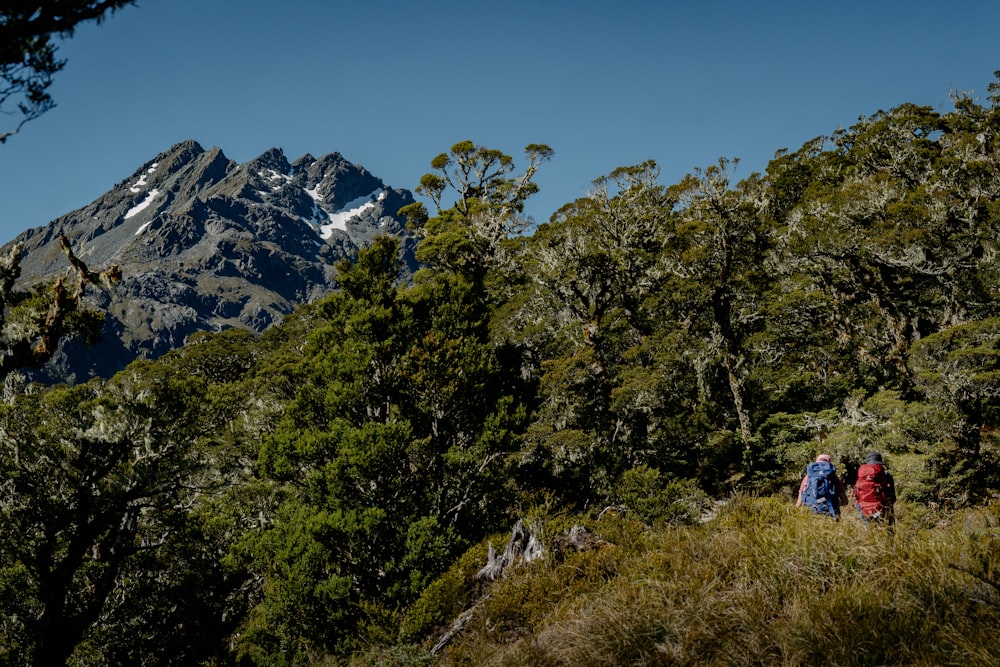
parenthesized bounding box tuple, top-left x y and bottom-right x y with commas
(855, 463, 893, 517)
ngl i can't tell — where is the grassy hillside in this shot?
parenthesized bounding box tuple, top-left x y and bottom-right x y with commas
(364, 496, 1000, 666)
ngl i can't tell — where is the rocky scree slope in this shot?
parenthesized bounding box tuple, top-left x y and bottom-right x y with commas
(6, 139, 419, 383)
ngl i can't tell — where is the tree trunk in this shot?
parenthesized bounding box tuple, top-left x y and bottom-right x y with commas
(726, 350, 752, 444)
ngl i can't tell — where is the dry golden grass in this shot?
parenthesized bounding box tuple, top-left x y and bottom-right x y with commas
(433, 497, 1000, 667)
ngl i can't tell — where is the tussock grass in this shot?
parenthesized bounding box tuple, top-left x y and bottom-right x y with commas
(434, 497, 1000, 666)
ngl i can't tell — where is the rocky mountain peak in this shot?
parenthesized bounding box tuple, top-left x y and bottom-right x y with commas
(299, 152, 383, 210)
(245, 147, 292, 177)
(6, 140, 420, 383)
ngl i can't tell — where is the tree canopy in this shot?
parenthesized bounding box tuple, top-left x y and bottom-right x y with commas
(5, 79, 1000, 663)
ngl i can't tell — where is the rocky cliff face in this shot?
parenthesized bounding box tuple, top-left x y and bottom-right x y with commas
(7, 140, 419, 382)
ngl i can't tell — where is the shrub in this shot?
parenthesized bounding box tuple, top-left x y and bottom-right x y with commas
(615, 465, 710, 526)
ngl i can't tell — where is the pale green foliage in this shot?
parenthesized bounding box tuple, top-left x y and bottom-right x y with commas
(0, 237, 116, 378)
(406, 141, 553, 287)
(414, 140, 554, 221)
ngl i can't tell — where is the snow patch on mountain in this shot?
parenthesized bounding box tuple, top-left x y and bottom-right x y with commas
(306, 188, 386, 239)
(129, 163, 159, 193)
(262, 169, 291, 191)
(125, 189, 160, 219)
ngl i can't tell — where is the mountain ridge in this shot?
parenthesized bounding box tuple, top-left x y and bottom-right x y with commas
(5, 139, 419, 382)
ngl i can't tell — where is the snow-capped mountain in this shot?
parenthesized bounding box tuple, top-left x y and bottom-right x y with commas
(6, 139, 419, 382)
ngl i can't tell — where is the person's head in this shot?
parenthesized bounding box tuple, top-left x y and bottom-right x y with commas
(865, 451, 884, 464)
(816, 454, 831, 463)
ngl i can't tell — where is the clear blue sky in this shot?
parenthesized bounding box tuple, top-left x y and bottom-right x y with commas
(1, 0, 999, 245)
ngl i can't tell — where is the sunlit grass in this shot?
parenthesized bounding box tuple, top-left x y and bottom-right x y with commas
(431, 497, 1000, 666)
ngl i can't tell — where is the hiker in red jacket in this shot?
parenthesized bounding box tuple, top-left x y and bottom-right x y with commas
(852, 451, 896, 524)
(796, 454, 849, 518)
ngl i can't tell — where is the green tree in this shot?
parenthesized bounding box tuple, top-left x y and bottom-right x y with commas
(909, 318, 1000, 504)
(240, 140, 552, 659)
(402, 139, 553, 286)
(752, 85, 1000, 496)
(774, 102, 995, 388)
(243, 235, 527, 660)
(663, 158, 774, 447)
(514, 161, 678, 502)
(0, 0, 135, 142)
(0, 362, 211, 665)
(748, 140, 859, 412)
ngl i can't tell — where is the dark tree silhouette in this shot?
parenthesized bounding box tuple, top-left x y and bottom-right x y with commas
(0, 1, 135, 142)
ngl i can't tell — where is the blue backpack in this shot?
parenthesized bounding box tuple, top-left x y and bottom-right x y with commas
(802, 461, 839, 517)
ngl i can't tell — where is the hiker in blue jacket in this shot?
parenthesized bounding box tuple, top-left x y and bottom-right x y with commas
(796, 454, 849, 518)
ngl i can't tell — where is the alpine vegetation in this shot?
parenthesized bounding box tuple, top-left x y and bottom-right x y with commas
(3, 76, 1000, 665)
